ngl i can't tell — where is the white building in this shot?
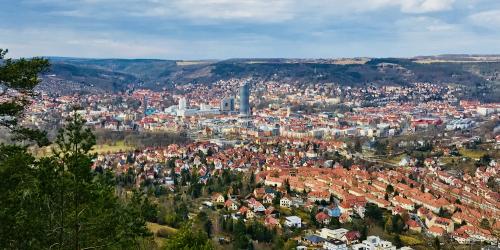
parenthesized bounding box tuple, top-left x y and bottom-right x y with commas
(178, 97, 187, 110)
(319, 228, 349, 240)
(446, 118, 475, 131)
(351, 236, 396, 250)
(284, 216, 302, 228)
(280, 196, 292, 208)
(323, 239, 348, 250)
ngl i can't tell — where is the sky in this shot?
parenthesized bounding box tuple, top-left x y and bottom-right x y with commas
(1, 0, 500, 59)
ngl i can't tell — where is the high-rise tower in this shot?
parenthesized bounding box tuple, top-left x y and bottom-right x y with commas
(143, 96, 148, 116)
(239, 83, 250, 116)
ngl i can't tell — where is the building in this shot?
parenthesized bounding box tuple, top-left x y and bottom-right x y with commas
(220, 97, 235, 112)
(280, 196, 292, 208)
(351, 236, 396, 250)
(284, 216, 302, 228)
(178, 97, 186, 111)
(323, 239, 348, 250)
(142, 96, 148, 116)
(319, 228, 349, 240)
(239, 83, 250, 116)
(302, 235, 326, 247)
(212, 193, 225, 203)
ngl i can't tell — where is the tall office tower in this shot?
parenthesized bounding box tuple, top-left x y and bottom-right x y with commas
(239, 83, 250, 116)
(143, 96, 148, 116)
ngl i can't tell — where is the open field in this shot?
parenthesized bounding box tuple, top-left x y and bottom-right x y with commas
(146, 222, 178, 235)
(458, 148, 488, 160)
(33, 140, 135, 158)
(146, 222, 178, 247)
(91, 140, 135, 154)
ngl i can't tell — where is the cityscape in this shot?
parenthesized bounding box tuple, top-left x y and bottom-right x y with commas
(1, 1, 500, 250)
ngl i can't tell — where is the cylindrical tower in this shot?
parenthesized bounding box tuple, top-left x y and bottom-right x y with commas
(239, 83, 250, 116)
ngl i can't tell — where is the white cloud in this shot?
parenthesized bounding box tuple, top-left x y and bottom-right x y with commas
(6, 0, 499, 58)
(0, 28, 175, 58)
(396, 16, 458, 32)
(170, 0, 294, 22)
(400, 0, 456, 13)
(469, 9, 500, 29)
(35, 0, 459, 23)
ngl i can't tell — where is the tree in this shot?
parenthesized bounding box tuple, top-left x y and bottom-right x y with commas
(164, 223, 214, 250)
(284, 179, 291, 193)
(365, 203, 383, 224)
(0, 144, 44, 249)
(1, 50, 148, 248)
(391, 215, 406, 234)
(386, 184, 394, 194)
(480, 218, 490, 229)
(273, 192, 282, 205)
(394, 234, 403, 248)
(0, 49, 50, 146)
(328, 216, 341, 229)
(233, 219, 252, 249)
(486, 176, 498, 191)
(283, 239, 298, 250)
(354, 139, 362, 153)
(51, 112, 151, 249)
(433, 237, 441, 250)
(272, 234, 285, 250)
(0, 109, 151, 248)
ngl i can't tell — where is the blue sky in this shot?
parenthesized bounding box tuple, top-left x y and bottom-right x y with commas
(1, 0, 500, 59)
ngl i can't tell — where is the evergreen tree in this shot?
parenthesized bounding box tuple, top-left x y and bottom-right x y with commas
(394, 234, 403, 248)
(0, 49, 50, 146)
(164, 223, 214, 250)
(0, 52, 153, 249)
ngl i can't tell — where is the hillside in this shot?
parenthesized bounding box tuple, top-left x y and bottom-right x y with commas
(39, 56, 500, 102)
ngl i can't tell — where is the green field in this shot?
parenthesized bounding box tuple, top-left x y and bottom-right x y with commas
(146, 222, 178, 247)
(91, 140, 135, 154)
(34, 140, 135, 158)
(458, 149, 487, 160)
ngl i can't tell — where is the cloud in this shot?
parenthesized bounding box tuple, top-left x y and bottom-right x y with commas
(28, 0, 458, 23)
(3, 0, 499, 58)
(400, 0, 456, 13)
(396, 16, 458, 32)
(0, 28, 175, 58)
(468, 9, 500, 29)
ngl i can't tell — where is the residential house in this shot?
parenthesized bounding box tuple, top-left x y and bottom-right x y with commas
(212, 193, 225, 203)
(351, 236, 396, 250)
(280, 195, 292, 208)
(319, 228, 349, 240)
(284, 216, 302, 228)
(406, 219, 422, 233)
(263, 193, 274, 204)
(323, 239, 348, 250)
(315, 212, 331, 225)
(302, 235, 326, 247)
(428, 226, 445, 237)
(325, 205, 341, 218)
(225, 199, 239, 211)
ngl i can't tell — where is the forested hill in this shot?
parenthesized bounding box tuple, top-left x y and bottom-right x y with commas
(39, 55, 500, 102)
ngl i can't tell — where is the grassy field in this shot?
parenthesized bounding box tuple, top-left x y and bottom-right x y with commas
(33, 140, 136, 158)
(458, 148, 487, 160)
(91, 140, 135, 154)
(146, 222, 178, 247)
